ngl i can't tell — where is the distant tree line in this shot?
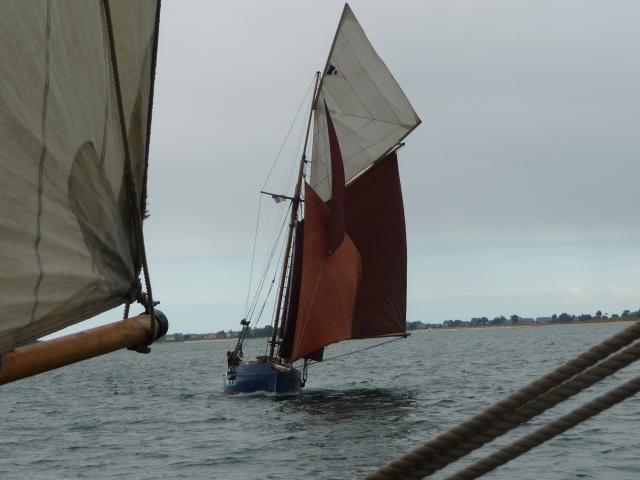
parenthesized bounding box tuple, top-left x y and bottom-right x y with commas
(166, 308, 640, 341)
(249, 325, 273, 338)
(160, 325, 274, 342)
(406, 308, 640, 331)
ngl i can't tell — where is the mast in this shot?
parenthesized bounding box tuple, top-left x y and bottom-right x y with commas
(268, 71, 321, 360)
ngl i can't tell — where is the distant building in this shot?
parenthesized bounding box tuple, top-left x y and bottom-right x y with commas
(536, 317, 551, 324)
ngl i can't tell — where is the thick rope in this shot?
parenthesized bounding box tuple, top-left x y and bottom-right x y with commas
(446, 376, 640, 480)
(102, 0, 158, 344)
(403, 338, 640, 478)
(367, 320, 640, 480)
(140, 0, 161, 219)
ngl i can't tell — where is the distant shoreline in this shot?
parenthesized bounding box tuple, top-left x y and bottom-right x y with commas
(412, 318, 637, 333)
(160, 318, 638, 344)
(159, 337, 236, 344)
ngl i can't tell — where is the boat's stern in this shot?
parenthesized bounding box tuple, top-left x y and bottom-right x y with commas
(224, 360, 301, 395)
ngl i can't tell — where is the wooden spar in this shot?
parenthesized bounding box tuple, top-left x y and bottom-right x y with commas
(0, 311, 168, 385)
(269, 71, 321, 360)
(259, 191, 303, 202)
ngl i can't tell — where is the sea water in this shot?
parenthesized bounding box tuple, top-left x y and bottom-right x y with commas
(1, 323, 639, 479)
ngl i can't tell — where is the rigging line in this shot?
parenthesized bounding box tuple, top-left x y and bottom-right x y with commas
(308, 337, 402, 366)
(251, 221, 288, 330)
(246, 202, 290, 323)
(261, 76, 316, 190)
(102, 0, 158, 345)
(260, 103, 308, 325)
(272, 110, 306, 237)
(253, 275, 278, 328)
(264, 191, 292, 269)
(246, 206, 287, 322)
(140, 0, 162, 217)
(259, 213, 292, 331)
(255, 168, 296, 302)
(272, 81, 313, 246)
(282, 89, 313, 195)
(238, 226, 287, 353)
(244, 77, 314, 318)
(269, 217, 292, 322)
(246, 203, 292, 323)
(261, 225, 292, 333)
(244, 193, 263, 317)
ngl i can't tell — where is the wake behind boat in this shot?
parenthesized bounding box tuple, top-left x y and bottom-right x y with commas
(224, 3, 420, 395)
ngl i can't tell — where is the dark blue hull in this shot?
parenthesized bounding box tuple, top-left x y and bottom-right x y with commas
(224, 361, 302, 395)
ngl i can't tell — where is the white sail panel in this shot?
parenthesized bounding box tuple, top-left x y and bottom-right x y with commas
(311, 4, 421, 201)
(0, 1, 159, 354)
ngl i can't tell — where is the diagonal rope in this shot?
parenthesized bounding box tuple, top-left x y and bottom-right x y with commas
(367, 320, 640, 480)
(409, 337, 640, 478)
(246, 203, 291, 324)
(446, 376, 640, 480)
(102, 0, 159, 344)
(244, 194, 263, 316)
(261, 76, 316, 190)
(309, 336, 402, 366)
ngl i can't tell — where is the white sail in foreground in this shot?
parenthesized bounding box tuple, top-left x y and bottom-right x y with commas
(0, 1, 159, 354)
(311, 4, 421, 201)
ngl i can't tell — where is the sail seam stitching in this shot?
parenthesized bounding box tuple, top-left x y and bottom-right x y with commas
(292, 258, 327, 360)
(314, 125, 403, 190)
(102, 0, 156, 343)
(338, 32, 403, 126)
(140, 0, 162, 217)
(31, 0, 52, 325)
(99, 9, 110, 168)
(331, 111, 414, 127)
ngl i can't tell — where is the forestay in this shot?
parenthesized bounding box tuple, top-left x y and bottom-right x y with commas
(311, 4, 421, 201)
(0, 1, 159, 354)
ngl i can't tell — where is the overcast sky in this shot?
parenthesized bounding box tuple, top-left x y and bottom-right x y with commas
(59, 0, 640, 336)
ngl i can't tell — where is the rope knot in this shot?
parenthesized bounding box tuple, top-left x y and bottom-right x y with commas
(127, 278, 143, 304)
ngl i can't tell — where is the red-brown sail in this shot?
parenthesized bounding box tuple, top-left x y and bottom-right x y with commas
(346, 153, 407, 338)
(324, 100, 346, 255)
(279, 221, 304, 360)
(284, 3, 419, 362)
(290, 184, 361, 361)
(290, 114, 407, 359)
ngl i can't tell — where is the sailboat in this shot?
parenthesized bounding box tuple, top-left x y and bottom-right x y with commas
(224, 4, 421, 394)
(0, 1, 167, 384)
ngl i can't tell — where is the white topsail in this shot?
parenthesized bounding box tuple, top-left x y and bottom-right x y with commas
(0, 1, 159, 354)
(311, 4, 421, 201)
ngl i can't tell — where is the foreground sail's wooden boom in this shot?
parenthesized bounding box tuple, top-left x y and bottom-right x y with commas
(0, 312, 168, 385)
